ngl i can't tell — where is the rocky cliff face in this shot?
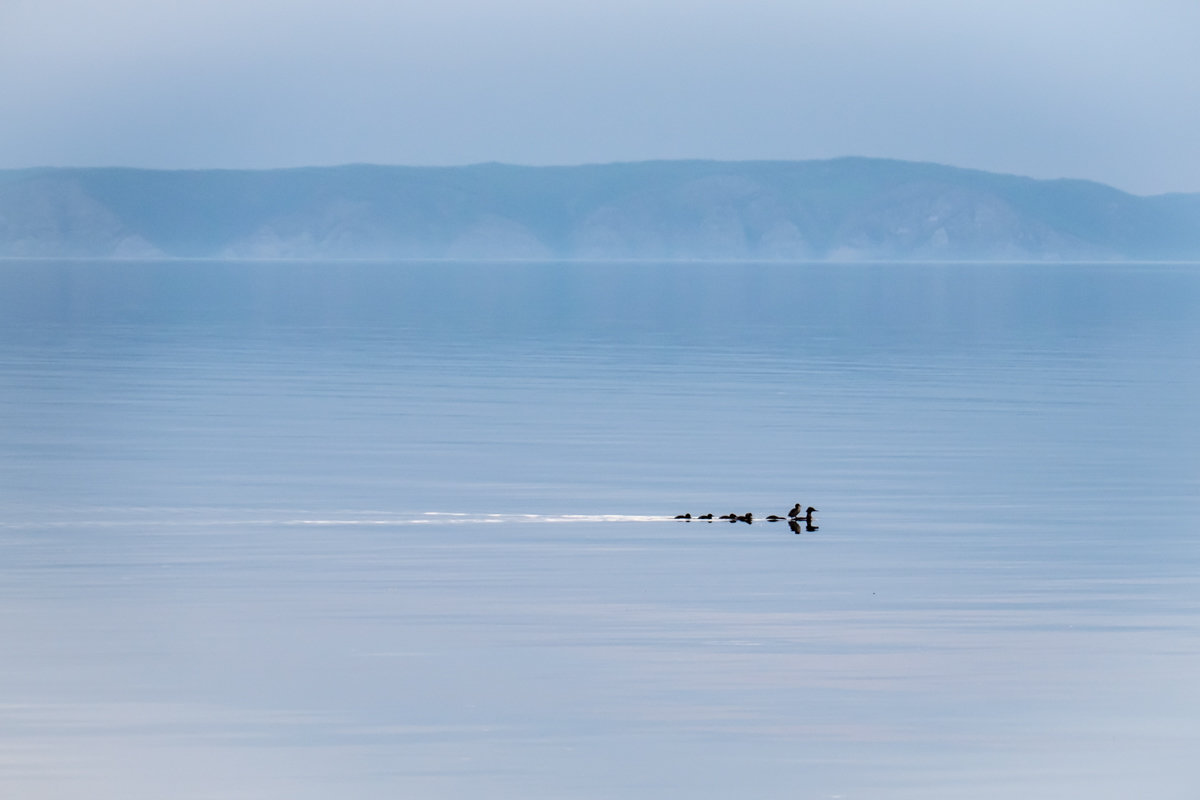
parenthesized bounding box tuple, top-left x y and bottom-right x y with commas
(827, 181, 1108, 261)
(0, 175, 163, 258)
(1, 160, 1196, 261)
(570, 174, 816, 260)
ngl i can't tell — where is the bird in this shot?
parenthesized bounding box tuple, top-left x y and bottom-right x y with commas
(765, 515, 785, 521)
(736, 512, 754, 524)
(674, 513, 692, 519)
(787, 503, 803, 518)
(697, 513, 713, 520)
(718, 513, 737, 520)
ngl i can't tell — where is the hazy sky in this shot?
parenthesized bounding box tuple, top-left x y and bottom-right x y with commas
(2, 0, 1198, 194)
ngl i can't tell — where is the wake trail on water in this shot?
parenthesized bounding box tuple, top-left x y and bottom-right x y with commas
(293, 513, 674, 525)
(0, 511, 677, 530)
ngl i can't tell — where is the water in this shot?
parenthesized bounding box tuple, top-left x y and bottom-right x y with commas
(1, 260, 1198, 799)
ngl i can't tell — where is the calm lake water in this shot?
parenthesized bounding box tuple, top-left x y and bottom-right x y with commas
(1, 260, 1198, 799)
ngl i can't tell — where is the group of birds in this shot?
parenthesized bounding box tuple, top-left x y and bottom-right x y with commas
(673, 503, 819, 533)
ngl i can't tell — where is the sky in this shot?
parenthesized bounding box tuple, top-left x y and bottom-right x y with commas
(2, 0, 1198, 195)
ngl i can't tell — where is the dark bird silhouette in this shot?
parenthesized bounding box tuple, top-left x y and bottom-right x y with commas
(788, 504, 803, 518)
(736, 512, 754, 524)
(718, 513, 736, 520)
(697, 513, 713, 520)
(765, 515, 785, 521)
(796, 506, 817, 527)
(674, 513, 691, 519)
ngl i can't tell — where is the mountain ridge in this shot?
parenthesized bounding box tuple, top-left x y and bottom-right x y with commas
(2, 158, 1198, 261)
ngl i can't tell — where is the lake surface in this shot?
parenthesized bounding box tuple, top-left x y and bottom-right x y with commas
(1, 260, 1198, 799)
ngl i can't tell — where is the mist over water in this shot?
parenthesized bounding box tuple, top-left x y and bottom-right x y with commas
(2, 260, 1199, 799)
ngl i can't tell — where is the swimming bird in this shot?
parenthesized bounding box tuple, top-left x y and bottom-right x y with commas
(788, 503, 803, 518)
(674, 513, 692, 519)
(736, 512, 754, 524)
(765, 515, 785, 521)
(697, 513, 713, 520)
(718, 513, 736, 520)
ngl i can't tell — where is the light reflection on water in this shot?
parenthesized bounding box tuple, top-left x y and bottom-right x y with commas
(1, 260, 1199, 799)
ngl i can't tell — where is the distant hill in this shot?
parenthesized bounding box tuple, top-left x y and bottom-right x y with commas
(2, 159, 1199, 261)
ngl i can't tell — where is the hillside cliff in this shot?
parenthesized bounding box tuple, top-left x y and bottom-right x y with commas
(2, 159, 1197, 260)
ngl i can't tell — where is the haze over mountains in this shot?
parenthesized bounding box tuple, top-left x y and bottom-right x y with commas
(3, 158, 1199, 261)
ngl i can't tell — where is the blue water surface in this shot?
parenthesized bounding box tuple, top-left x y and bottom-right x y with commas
(1, 260, 1198, 799)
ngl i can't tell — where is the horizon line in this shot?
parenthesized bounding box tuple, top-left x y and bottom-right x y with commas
(4, 156, 1187, 198)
